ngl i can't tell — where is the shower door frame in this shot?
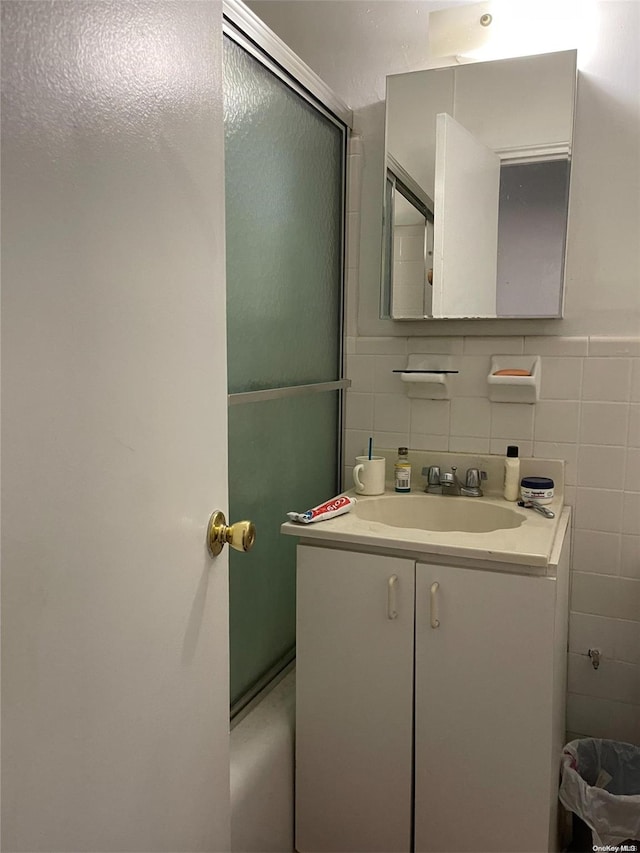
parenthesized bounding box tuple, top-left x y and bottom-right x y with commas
(223, 0, 354, 720)
(223, 0, 352, 129)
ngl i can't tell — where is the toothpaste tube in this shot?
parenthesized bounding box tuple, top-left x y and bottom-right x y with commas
(287, 494, 356, 524)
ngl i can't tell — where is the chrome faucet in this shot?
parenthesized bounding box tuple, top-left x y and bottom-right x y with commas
(422, 465, 485, 497)
(440, 466, 462, 496)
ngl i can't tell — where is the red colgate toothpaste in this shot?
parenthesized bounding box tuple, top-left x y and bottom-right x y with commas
(287, 494, 356, 524)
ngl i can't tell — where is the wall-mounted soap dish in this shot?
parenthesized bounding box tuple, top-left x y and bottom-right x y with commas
(394, 355, 457, 400)
(487, 356, 540, 403)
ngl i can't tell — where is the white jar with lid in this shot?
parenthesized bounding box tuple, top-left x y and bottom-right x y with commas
(520, 477, 555, 505)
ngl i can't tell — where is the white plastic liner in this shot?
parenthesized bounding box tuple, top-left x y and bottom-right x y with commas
(559, 738, 640, 846)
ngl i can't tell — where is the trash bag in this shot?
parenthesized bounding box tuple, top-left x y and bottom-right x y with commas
(559, 738, 640, 847)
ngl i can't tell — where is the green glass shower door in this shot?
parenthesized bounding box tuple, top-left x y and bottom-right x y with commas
(223, 34, 346, 709)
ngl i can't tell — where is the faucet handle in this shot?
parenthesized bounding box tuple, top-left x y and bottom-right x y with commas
(465, 468, 481, 489)
(422, 465, 441, 483)
(462, 468, 486, 497)
(422, 466, 441, 493)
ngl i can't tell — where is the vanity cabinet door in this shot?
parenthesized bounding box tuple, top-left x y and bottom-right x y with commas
(296, 545, 415, 853)
(414, 563, 558, 853)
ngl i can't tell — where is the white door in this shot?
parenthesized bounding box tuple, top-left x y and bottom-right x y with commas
(1, 3, 230, 851)
(432, 112, 501, 318)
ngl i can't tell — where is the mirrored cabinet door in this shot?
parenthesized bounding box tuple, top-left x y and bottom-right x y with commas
(381, 49, 577, 320)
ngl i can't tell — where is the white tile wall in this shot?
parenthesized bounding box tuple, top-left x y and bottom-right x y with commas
(539, 357, 583, 400)
(580, 402, 629, 446)
(572, 530, 620, 575)
(621, 535, 640, 579)
(534, 401, 581, 443)
(582, 358, 632, 402)
(629, 404, 640, 446)
(343, 335, 640, 743)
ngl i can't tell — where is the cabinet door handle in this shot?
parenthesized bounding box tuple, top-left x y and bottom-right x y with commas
(388, 575, 398, 620)
(430, 581, 440, 628)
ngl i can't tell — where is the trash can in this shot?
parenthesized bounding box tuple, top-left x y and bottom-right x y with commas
(559, 738, 640, 849)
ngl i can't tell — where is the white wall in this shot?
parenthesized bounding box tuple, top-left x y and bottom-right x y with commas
(250, 0, 640, 744)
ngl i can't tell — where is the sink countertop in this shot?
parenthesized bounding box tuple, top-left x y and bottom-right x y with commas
(281, 489, 568, 571)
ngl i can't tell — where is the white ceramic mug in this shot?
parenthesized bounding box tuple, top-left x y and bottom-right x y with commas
(352, 456, 386, 495)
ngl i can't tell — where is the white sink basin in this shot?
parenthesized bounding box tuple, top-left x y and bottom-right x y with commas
(354, 494, 526, 533)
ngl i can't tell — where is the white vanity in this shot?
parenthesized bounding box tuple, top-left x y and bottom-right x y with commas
(282, 455, 570, 853)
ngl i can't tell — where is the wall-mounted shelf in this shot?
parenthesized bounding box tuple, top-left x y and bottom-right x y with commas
(397, 356, 456, 399)
(487, 356, 541, 404)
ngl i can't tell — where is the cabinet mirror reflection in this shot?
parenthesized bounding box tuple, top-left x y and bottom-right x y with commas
(381, 50, 577, 320)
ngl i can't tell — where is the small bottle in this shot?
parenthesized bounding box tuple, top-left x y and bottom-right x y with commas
(394, 447, 411, 493)
(503, 445, 520, 501)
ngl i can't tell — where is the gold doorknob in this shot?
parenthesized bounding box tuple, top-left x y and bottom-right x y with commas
(207, 511, 256, 557)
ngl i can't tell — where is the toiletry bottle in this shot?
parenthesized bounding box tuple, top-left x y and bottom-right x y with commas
(394, 447, 411, 493)
(503, 445, 520, 501)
